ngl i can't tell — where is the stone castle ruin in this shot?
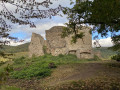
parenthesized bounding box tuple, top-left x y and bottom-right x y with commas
(29, 26, 93, 59)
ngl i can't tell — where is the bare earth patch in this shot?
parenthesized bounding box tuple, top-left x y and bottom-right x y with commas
(41, 62, 120, 87)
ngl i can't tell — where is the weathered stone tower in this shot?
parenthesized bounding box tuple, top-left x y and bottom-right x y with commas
(29, 26, 93, 59)
(29, 33, 46, 57)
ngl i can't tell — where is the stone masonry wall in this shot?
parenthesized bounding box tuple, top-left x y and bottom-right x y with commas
(29, 33, 45, 57)
(46, 26, 68, 56)
(29, 26, 93, 59)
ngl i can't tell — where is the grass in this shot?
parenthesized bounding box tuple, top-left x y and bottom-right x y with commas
(0, 52, 28, 75)
(10, 60, 52, 79)
(5, 52, 28, 60)
(10, 54, 98, 79)
(0, 85, 21, 90)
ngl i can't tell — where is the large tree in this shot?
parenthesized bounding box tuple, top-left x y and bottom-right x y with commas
(62, 0, 120, 50)
(0, 0, 63, 46)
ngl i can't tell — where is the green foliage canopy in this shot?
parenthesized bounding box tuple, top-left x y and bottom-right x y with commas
(63, 0, 120, 49)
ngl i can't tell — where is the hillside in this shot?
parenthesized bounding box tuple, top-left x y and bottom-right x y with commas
(93, 47, 117, 59)
(0, 43, 30, 53)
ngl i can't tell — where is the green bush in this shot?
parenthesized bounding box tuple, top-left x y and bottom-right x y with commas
(43, 45, 47, 54)
(0, 51, 5, 57)
(48, 62, 57, 68)
(4, 64, 13, 73)
(13, 56, 25, 64)
(0, 61, 5, 66)
(0, 64, 13, 86)
(111, 54, 120, 62)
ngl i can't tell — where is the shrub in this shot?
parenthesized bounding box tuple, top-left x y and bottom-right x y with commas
(4, 64, 13, 74)
(0, 51, 5, 57)
(13, 56, 25, 64)
(32, 54, 36, 58)
(43, 45, 47, 54)
(111, 54, 120, 62)
(0, 64, 13, 86)
(48, 62, 56, 68)
(0, 61, 5, 66)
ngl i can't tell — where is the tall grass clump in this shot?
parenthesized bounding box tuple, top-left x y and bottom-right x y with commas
(0, 64, 13, 88)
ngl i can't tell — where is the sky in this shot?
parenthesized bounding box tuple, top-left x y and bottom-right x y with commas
(2, 0, 114, 47)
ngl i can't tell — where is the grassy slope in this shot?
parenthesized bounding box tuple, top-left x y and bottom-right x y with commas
(93, 47, 117, 59)
(10, 54, 95, 79)
(0, 43, 30, 53)
(4, 55, 120, 90)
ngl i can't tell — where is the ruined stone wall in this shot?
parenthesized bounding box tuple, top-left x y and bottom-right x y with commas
(64, 26, 93, 59)
(29, 26, 93, 59)
(65, 27, 92, 50)
(45, 26, 93, 58)
(46, 26, 68, 56)
(29, 33, 45, 57)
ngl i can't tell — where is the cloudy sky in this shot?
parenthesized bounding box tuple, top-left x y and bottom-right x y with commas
(3, 0, 114, 47)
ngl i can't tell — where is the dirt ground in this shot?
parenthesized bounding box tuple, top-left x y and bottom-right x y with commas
(5, 61, 120, 90)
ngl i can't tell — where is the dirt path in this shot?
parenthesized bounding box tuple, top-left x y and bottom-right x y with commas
(41, 62, 120, 87)
(6, 61, 120, 90)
